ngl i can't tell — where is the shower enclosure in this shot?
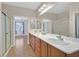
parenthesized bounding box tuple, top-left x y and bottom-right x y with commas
(1, 11, 11, 56)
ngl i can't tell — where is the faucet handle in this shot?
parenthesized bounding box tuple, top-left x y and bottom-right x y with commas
(57, 35, 63, 40)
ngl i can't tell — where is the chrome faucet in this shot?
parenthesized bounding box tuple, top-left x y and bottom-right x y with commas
(57, 33, 63, 40)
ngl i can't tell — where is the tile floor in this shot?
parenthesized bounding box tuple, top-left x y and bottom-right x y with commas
(6, 36, 36, 57)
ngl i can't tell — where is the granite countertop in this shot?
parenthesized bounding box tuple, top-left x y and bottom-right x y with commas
(30, 31, 79, 54)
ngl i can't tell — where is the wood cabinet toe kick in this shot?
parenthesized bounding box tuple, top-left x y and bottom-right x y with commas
(29, 33, 79, 57)
(66, 51, 79, 57)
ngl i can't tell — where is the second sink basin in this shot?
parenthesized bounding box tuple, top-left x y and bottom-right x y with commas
(48, 38, 69, 45)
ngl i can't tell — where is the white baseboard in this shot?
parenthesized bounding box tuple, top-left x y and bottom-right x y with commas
(3, 45, 14, 57)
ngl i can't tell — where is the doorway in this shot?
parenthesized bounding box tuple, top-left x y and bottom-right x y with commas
(13, 16, 29, 46)
(15, 21, 24, 35)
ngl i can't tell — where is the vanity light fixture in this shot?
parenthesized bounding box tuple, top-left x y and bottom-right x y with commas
(38, 4, 46, 12)
(38, 3, 55, 16)
(38, 7, 43, 12)
(42, 4, 46, 7)
(38, 9, 41, 12)
(39, 5, 54, 16)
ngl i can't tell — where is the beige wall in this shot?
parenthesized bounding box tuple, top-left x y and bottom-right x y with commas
(37, 12, 57, 20)
(2, 3, 36, 17)
(57, 11, 69, 19)
(53, 11, 70, 36)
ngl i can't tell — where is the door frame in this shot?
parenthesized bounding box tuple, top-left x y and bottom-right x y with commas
(13, 16, 29, 45)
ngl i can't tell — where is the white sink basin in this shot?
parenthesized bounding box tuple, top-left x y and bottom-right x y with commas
(41, 34, 70, 45)
(45, 35, 58, 39)
(48, 38, 69, 45)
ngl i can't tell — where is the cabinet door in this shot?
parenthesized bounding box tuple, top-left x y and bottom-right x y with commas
(34, 37, 41, 56)
(29, 34, 35, 50)
(29, 33, 31, 45)
(48, 44, 51, 57)
(48, 44, 65, 57)
(31, 35, 34, 50)
(29, 34, 32, 47)
(41, 40, 47, 57)
(54, 47, 65, 57)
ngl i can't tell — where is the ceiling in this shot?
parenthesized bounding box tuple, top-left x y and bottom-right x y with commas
(48, 2, 71, 14)
(3, 2, 72, 14)
(3, 2, 42, 10)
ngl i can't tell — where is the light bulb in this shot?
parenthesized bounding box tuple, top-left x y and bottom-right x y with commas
(43, 4, 46, 7)
(38, 9, 41, 12)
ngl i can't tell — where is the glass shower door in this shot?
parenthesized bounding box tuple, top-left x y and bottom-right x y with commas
(5, 16, 11, 50)
(2, 12, 6, 55)
(1, 12, 11, 56)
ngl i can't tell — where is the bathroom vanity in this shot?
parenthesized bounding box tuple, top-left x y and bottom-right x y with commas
(29, 31, 79, 57)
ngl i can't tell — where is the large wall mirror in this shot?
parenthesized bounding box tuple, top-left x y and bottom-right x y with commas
(30, 19, 41, 29)
(75, 13, 79, 38)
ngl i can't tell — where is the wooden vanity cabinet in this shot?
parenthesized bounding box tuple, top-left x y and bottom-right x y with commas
(29, 33, 35, 50)
(29, 33, 65, 57)
(67, 51, 79, 57)
(34, 36, 41, 56)
(29, 33, 32, 47)
(48, 44, 66, 57)
(47, 44, 51, 57)
(40, 40, 48, 57)
(29, 33, 79, 57)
